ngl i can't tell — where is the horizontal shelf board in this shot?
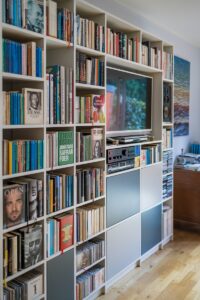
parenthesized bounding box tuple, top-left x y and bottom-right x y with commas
(106, 212, 140, 231)
(141, 161, 162, 169)
(163, 122, 173, 127)
(76, 256, 106, 276)
(75, 123, 106, 127)
(3, 169, 45, 180)
(76, 83, 105, 90)
(82, 283, 105, 300)
(162, 172, 173, 177)
(3, 124, 44, 129)
(3, 216, 45, 234)
(163, 147, 173, 152)
(163, 77, 174, 83)
(76, 196, 105, 208)
(46, 164, 75, 171)
(106, 167, 140, 178)
(76, 0, 105, 15)
(141, 201, 163, 214)
(163, 196, 173, 203)
(46, 206, 74, 218)
(46, 245, 74, 262)
(2, 23, 44, 39)
(46, 124, 74, 128)
(46, 36, 73, 48)
(76, 230, 105, 246)
(106, 139, 162, 150)
(106, 54, 163, 73)
(5, 260, 45, 282)
(38, 294, 45, 300)
(76, 158, 105, 166)
(76, 45, 105, 56)
(3, 72, 44, 82)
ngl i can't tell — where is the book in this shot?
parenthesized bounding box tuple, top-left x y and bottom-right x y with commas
(92, 128, 103, 159)
(3, 184, 26, 229)
(23, 88, 44, 125)
(47, 0, 57, 38)
(26, 0, 44, 33)
(56, 214, 74, 251)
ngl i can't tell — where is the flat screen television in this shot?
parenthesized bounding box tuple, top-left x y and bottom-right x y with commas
(106, 67, 152, 133)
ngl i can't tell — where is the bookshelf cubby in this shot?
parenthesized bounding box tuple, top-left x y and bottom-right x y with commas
(0, 0, 174, 299)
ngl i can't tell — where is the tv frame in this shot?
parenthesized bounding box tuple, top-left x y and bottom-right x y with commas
(106, 66, 153, 137)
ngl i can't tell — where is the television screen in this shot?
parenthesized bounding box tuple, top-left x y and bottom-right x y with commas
(106, 67, 152, 132)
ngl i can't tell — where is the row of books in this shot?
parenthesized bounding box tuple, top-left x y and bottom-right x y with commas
(46, 131, 74, 168)
(76, 205, 104, 243)
(2, 0, 44, 34)
(141, 144, 161, 166)
(46, 213, 73, 257)
(76, 266, 105, 300)
(75, 95, 105, 124)
(142, 42, 162, 69)
(3, 270, 43, 300)
(46, 0, 73, 43)
(163, 51, 173, 80)
(190, 143, 200, 154)
(163, 205, 173, 240)
(76, 15, 105, 52)
(3, 139, 44, 175)
(3, 88, 44, 125)
(163, 174, 173, 199)
(163, 128, 173, 149)
(76, 52, 104, 86)
(46, 173, 73, 214)
(76, 239, 105, 272)
(76, 128, 104, 162)
(3, 39, 43, 77)
(76, 168, 105, 204)
(106, 28, 140, 63)
(163, 150, 173, 175)
(46, 66, 73, 125)
(3, 224, 43, 278)
(3, 178, 43, 229)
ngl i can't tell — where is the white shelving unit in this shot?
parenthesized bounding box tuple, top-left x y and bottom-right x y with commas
(0, 0, 174, 299)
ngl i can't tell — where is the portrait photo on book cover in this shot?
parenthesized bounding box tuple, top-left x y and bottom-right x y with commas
(24, 225, 43, 267)
(24, 88, 43, 125)
(3, 184, 26, 229)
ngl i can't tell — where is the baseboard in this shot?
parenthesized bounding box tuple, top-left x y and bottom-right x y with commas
(174, 219, 200, 233)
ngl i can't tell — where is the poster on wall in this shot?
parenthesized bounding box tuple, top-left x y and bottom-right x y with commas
(174, 56, 190, 137)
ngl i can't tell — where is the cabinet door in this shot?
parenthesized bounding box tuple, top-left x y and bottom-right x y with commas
(107, 214, 141, 281)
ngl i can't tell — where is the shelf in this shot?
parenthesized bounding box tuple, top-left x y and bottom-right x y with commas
(5, 260, 45, 282)
(82, 283, 105, 300)
(106, 167, 140, 178)
(76, 83, 105, 90)
(76, 196, 105, 208)
(46, 36, 73, 49)
(76, 158, 105, 166)
(46, 206, 74, 218)
(3, 169, 45, 180)
(46, 124, 74, 128)
(2, 23, 44, 39)
(3, 216, 45, 234)
(106, 54, 163, 73)
(163, 78, 174, 83)
(3, 72, 44, 82)
(76, 230, 105, 246)
(163, 172, 173, 177)
(140, 201, 163, 214)
(163, 147, 173, 152)
(163, 196, 173, 203)
(46, 245, 75, 262)
(163, 122, 173, 127)
(106, 140, 162, 150)
(46, 164, 75, 172)
(75, 123, 106, 127)
(76, 256, 106, 276)
(3, 124, 44, 129)
(141, 161, 162, 169)
(76, 45, 105, 56)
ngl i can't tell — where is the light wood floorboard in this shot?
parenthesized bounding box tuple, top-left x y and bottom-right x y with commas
(100, 230, 200, 300)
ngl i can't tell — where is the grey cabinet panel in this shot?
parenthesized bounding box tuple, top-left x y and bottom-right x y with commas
(47, 249, 74, 300)
(141, 204, 162, 255)
(106, 214, 141, 280)
(140, 163, 162, 211)
(106, 170, 140, 228)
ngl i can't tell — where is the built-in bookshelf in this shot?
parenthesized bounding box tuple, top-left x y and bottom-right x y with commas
(0, 1, 174, 299)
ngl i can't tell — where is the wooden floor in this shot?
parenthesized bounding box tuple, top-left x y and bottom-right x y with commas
(100, 230, 200, 300)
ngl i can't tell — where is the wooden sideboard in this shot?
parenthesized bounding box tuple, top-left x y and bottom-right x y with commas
(174, 168, 200, 231)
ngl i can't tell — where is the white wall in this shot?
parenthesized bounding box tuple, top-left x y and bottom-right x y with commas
(85, 0, 200, 157)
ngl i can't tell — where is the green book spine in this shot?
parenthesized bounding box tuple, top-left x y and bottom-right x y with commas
(58, 131, 74, 165)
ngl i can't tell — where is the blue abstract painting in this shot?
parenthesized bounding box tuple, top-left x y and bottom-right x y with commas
(174, 56, 190, 136)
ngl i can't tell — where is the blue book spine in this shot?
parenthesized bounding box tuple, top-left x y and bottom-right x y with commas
(68, 176, 71, 207)
(49, 220, 55, 256)
(65, 176, 68, 207)
(70, 176, 73, 206)
(30, 140, 35, 170)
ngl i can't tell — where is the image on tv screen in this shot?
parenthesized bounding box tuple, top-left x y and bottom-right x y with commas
(106, 68, 152, 132)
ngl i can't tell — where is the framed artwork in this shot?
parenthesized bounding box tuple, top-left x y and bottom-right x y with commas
(24, 88, 43, 125)
(174, 56, 190, 136)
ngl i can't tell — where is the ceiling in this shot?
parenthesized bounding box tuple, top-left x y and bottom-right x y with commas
(115, 0, 200, 48)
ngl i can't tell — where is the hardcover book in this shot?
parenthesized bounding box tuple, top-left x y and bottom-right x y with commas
(3, 184, 26, 229)
(91, 128, 103, 159)
(23, 88, 44, 125)
(56, 214, 74, 251)
(58, 131, 74, 165)
(26, 0, 44, 34)
(92, 94, 105, 123)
